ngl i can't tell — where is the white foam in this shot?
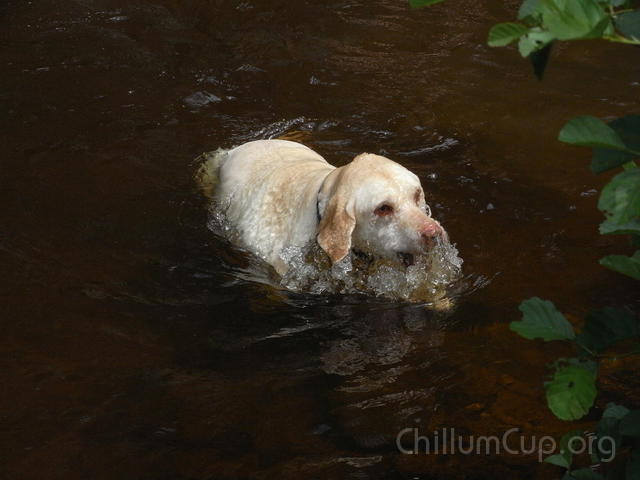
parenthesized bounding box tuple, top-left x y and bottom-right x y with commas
(278, 237, 462, 304)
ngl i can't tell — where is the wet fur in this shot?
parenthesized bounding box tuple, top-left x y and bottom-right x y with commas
(197, 140, 445, 275)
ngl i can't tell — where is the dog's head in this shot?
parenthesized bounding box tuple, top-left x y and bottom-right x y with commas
(317, 153, 447, 266)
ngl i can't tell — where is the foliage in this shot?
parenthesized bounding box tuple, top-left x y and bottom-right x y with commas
(510, 300, 637, 421)
(407, 0, 640, 476)
(545, 363, 597, 421)
(547, 403, 640, 478)
(487, 0, 640, 476)
(511, 297, 576, 341)
(409, 0, 444, 8)
(493, 2, 640, 476)
(487, 0, 640, 79)
(558, 115, 640, 279)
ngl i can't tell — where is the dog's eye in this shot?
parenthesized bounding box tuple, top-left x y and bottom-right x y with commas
(374, 204, 394, 216)
(414, 190, 421, 205)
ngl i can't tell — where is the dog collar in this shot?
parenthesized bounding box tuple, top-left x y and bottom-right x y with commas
(316, 175, 329, 221)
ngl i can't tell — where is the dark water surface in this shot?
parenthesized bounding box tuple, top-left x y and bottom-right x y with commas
(2, 0, 639, 478)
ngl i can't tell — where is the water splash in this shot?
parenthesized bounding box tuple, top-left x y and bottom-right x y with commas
(279, 239, 462, 306)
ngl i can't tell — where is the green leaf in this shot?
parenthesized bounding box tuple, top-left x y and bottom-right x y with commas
(611, 115, 640, 149)
(569, 469, 604, 480)
(518, 28, 556, 56)
(409, 0, 444, 8)
(587, 16, 614, 38)
(596, 419, 623, 460)
(591, 115, 640, 174)
(595, 404, 633, 463)
(598, 169, 640, 235)
(540, 0, 609, 40)
(603, 403, 631, 420)
(620, 410, 640, 437)
(519, 0, 542, 21)
(602, 18, 617, 37)
(539, 0, 608, 40)
(545, 365, 597, 420)
(596, 404, 630, 461)
(596, 403, 630, 458)
(576, 308, 639, 352)
(596, 417, 621, 451)
(600, 251, 640, 280)
(545, 430, 584, 469)
(592, 150, 639, 174)
(488, 23, 529, 46)
(545, 453, 571, 468)
(511, 297, 576, 341)
(615, 10, 640, 40)
(559, 116, 629, 151)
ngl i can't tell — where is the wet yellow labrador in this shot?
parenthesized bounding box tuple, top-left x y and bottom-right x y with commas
(198, 139, 446, 275)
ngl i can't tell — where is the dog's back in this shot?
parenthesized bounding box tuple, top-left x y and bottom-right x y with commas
(198, 140, 334, 273)
(196, 140, 328, 198)
(219, 140, 329, 191)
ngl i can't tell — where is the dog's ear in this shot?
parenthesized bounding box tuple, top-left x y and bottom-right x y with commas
(317, 190, 356, 264)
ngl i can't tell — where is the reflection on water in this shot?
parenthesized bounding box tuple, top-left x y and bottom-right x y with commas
(2, 0, 639, 478)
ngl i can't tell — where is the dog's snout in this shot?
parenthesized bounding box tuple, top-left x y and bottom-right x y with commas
(420, 221, 442, 242)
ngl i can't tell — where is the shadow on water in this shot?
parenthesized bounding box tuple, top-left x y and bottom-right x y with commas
(1, 0, 639, 478)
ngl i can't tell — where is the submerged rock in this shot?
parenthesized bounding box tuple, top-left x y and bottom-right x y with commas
(183, 90, 221, 109)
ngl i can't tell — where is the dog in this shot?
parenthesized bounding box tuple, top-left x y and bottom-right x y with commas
(197, 139, 446, 276)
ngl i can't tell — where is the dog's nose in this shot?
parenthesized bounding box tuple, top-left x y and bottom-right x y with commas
(421, 222, 442, 242)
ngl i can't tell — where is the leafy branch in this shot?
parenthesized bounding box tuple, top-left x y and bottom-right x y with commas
(488, 0, 640, 79)
(511, 298, 638, 421)
(408, 0, 640, 476)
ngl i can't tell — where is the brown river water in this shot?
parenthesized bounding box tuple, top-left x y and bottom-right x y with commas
(2, 0, 639, 478)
